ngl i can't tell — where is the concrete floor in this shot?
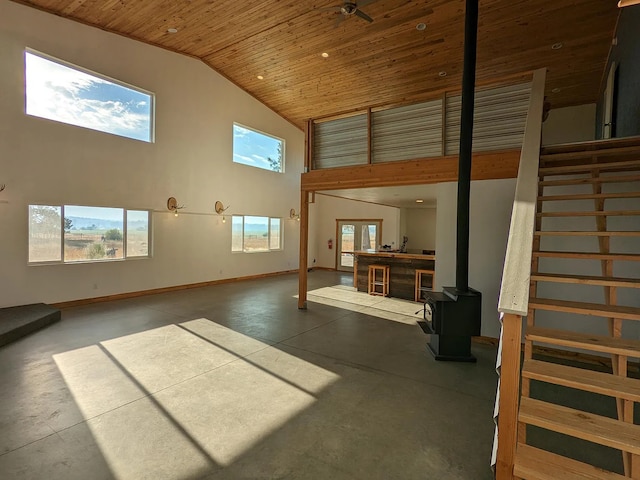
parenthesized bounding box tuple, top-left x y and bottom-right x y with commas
(0, 271, 499, 480)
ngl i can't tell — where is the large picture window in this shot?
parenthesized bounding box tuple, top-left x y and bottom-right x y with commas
(233, 123, 284, 172)
(25, 50, 154, 142)
(28, 205, 151, 264)
(231, 215, 282, 252)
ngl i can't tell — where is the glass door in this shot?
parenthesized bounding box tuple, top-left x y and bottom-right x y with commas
(337, 220, 381, 272)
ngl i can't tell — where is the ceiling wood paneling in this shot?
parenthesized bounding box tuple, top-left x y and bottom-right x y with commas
(13, 0, 619, 129)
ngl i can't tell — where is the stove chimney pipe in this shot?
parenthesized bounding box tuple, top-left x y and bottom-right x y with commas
(455, 0, 479, 293)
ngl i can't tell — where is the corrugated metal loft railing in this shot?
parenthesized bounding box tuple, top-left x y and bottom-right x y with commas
(311, 80, 532, 170)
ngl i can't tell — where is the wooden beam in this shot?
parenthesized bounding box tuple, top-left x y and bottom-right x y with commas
(297, 189, 310, 309)
(301, 149, 520, 192)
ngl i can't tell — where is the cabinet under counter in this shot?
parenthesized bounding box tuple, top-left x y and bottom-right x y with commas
(353, 251, 435, 301)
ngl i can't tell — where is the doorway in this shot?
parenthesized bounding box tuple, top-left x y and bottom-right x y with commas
(336, 220, 382, 272)
(602, 62, 618, 139)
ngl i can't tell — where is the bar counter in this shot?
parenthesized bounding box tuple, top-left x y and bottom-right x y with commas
(354, 250, 435, 301)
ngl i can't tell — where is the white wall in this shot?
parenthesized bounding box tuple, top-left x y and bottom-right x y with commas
(312, 194, 400, 269)
(401, 208, 437, 253)
(0, 2, 304, 307)
(542, 104, 596, 146)
(436, 179, 517, 338)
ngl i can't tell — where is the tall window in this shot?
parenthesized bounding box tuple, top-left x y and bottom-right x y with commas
(233, 123, 284, 172)
(25, 50, 154, 142)
(231, 215, 282, 252)
(28, 205, 151, 264)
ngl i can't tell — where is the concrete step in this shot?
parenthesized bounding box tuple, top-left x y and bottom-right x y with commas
(0, 304, 61, 347)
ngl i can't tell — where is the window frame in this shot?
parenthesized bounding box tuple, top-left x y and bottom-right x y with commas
(24, 48, 155, 143)
(28, 204, 152, 265)
(232, 122, 285, 173)
(231, 215, 283, 253)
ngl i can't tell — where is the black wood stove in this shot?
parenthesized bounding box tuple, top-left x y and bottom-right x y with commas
(419, 287, 481, 362)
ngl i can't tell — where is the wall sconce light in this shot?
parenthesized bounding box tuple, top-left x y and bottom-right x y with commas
(215, 201, 230, 223)
(289, 208, 300, 221)
(167, 197, 185, 216)
(619, 0, 640, 7)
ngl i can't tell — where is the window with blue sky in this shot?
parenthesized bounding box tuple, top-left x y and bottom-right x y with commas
(25, 50, 154, 142)
(233, 123, 284, 172)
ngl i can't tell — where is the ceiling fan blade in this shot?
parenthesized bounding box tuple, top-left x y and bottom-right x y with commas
(357, 0, 379, 7)
(355, 9, 373, 22)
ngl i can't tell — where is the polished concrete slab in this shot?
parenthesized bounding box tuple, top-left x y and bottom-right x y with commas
(0, 271, 498, 479)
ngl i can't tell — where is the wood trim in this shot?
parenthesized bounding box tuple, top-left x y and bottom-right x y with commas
(496, 313, 523, 479)
(441, 92, 447, 156)
(52, 269, 299, 309)
(367, 107, 372, 165)
(301, 149, 521, 192)
(305, 120, 312, 172)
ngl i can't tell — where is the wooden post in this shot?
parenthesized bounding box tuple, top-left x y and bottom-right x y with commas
(496, 313, 523, 479)
(298, 189, 309, 309)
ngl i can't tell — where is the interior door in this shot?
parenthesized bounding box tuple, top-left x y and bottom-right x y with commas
(337, 220, 381, 272)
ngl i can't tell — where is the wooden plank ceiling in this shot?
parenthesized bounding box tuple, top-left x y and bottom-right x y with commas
(13, 0, 619, 129)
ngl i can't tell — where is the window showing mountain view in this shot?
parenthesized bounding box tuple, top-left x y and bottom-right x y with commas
(231, 215, 282, 252)
(28, 205, 151, 264)
(25, 50, 154, 142)
(233, 123, 284, 172)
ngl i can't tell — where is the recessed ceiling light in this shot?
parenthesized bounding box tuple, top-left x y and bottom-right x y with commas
(415, 199, 424, 203)
(167, 28, 178, 34)
(257, 75, 264, 80)
(321, 52, 329, 58)
(416, 23, 426, 31)
(551, 42, 563, 50)
(551, 87, 561, 93)
(438, 71, 447, 77)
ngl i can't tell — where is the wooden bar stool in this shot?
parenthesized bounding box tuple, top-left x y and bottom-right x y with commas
(415, 269, 435, 302)
(368, 264, 390, 296)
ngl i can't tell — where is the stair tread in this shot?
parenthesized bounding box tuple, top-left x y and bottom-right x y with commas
(533, 251, 640, 261)
(530, 273, 640, 288)
(519, 397, 640, 454)
(526, 326, 640, 357)
(539, 174, 640, 187)
(539, 159, 640, 175)
(522, 359, 640, 401)
(540, 137, 640, 156)
(535, 231, 640, 237)
(529, 297, 640, 320)
(514, 443, 627, 480)
(537, 210, 640, 217)
(539, 191, 640, 201)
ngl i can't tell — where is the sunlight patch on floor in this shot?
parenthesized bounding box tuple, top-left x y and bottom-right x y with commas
(302, 285, 431, 325)
(53, 318, 340, 477)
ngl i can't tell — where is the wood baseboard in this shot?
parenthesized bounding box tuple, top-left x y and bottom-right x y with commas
(52, 269, 299, 309)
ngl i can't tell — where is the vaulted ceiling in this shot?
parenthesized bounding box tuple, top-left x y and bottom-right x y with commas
(13, 0, 620, 130)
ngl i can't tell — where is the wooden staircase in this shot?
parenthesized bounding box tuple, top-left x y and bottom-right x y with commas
(510, 138, 640, 479)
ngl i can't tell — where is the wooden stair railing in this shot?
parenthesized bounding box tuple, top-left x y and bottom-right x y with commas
(498, 136, 640, 479)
